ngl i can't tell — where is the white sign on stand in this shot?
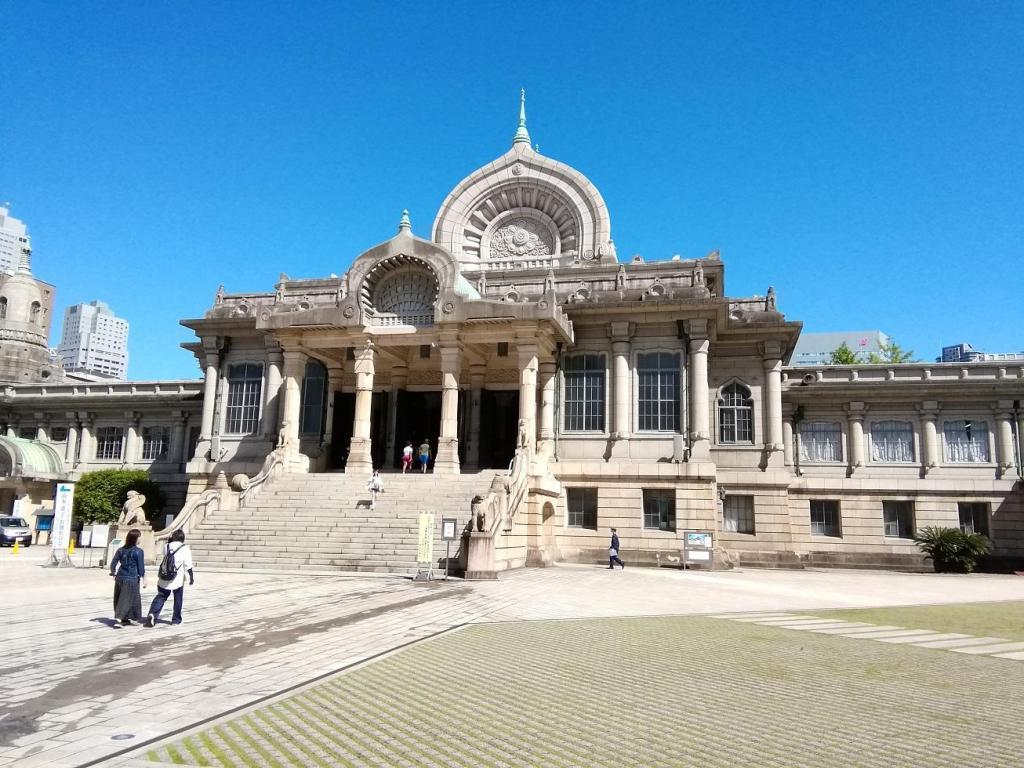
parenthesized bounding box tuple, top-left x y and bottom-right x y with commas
(48, 482, 76, 567)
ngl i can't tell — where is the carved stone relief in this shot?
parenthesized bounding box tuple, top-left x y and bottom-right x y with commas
(488, 218, 554, 260)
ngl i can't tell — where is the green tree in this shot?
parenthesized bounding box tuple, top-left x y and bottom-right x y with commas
(829, 342, 860, 365)
(868, 339, 916, 364)
(73, 469, 166, 525)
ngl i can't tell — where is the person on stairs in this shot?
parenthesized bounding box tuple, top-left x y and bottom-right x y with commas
(144, 529, 194, 627)
(401, 441, 414, 474)
(608, 528, 625, 569)
(419, 439, 432, 474)
(368, 469, 384, 509)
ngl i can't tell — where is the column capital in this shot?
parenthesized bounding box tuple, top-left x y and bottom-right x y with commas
(688, 337, 710, 354)
(607, 321, 634, 342)
(917, 400, 940, 418)
(844, 401, 867, 419)
(686, 318, 710, 339)
(758, 340, 784, 361)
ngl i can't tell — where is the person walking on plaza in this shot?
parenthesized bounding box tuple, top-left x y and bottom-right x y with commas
(419, 439, 432, 473)
(109, 528, 146, 625)
(144, 529, 194, 627)
(368, 469, 384, 509)
(401, 441, 414, 473)
(608, 527, 625, 569)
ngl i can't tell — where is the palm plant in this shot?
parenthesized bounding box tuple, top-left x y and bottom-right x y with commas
(913, 526, 992, 573)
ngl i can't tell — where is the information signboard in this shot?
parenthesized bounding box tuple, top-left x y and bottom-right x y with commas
(49, 482, 76, 567)
(440, 517, 457, 541)
(415, 512, 436, 580)
(683, 530, 714, 568)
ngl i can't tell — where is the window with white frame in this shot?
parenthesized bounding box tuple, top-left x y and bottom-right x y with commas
(870, 421, 915, 463)
(642, 489, 676, 531)
(563, 355, 605, 432)
(637, 352, 681, 432)
(142, 427, 169, 460)
(883, 500, 914, 538)
(300, 359, 327, 435)
(718, 383, 753, 443)
(95, 427, 124, 460)
(566, 487, 598, 529)
(943, 420, 990, 463)
(809, 499, 840, 537)
(958, 502, 990, 537)
(225, 363, 263, 435)
(723, 495, 755, 534)
(799, 421, 843, 463)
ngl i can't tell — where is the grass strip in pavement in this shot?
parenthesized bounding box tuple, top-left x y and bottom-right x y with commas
(810, 600, 1024, 641)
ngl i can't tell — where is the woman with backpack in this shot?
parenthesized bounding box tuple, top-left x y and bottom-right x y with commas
(144, 529, 194, 627)
(109, 528, 146, 626)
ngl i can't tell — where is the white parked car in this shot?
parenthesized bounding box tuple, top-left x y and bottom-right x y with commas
(0, 517, 32, 547)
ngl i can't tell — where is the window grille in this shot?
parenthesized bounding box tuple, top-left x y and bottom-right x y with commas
(958, 502, 989, 537)
(718, 383, 753, 443)
(943, 420, 990, 463)
(142, 427, 169, 460)
(809, 499, 840, 537)
(643, 489, 676, 531)
(637, 352, 681, 432)
(799, 421, 843, 463)
(567, 487, 598, 528)
(883, 500, 914, 538)
(225, 363, 263, 435)
(564, 355, 606, 432)
(723, 495, 755, 534)
(96, 427, 124, 460)
(870, 421, 915, 463)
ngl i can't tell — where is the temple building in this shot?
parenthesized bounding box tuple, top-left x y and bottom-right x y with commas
(2, 95, 1022, 571)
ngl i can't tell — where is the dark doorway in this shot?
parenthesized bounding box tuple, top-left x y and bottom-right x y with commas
(370, 391, 389, 469)
(329, 392, 355, 470)
(394, 391, 441, 469)
(479, 389, 518, 469)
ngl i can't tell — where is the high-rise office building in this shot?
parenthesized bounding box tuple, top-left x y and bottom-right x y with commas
(791, 330, 890, 365)
(57, 301, 130, 379)
(0, 205, 32, 275)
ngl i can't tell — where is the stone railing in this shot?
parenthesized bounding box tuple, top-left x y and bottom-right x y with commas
(239, 447, 287, 508)
(154, 488, 222, 551)
(783, 362, 1024, 385)
(471, 447, 530, 536)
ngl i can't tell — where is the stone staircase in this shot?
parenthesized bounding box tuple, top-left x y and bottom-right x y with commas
(187, 471, 497, 575)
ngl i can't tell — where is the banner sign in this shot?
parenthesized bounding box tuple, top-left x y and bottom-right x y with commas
(51, 482, 75, 550)
(416, 512, 435, 564)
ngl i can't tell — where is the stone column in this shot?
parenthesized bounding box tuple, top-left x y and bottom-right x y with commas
(78, 413, 95, 463)
(782, 413, 794, 467)
(608, 322, 633, 442)
(196, 343, 221, 459)
(919, 402, 939, 475)
(280, 349, 307, 469)
(64, 414, 79, 464)
(5, 423, 15, 438)
(517, 343, 538, 452)
(466, 363, 485, 469)
(538, 360, 557, 456)
(169, 411, 187, 468)
(688, 330, 711, 461)
(763, 355, 783, 451)
(347, 341, 375, 473)
(995, 404, 1016, 478)
(846, 403, 865, 475)
(322, 362, 345, 449)
(261, 343, 284, 441)
(35, 415, 48, 443)
(124, 411, 141, 465)
(436, 345, 461, 474)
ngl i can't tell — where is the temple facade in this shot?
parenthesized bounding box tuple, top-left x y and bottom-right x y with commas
(2, 96, 1022, 569)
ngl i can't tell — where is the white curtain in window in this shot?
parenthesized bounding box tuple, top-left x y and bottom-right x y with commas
(944, 420, 990, 463)
(799, 422, 842, 463)
(870, 421, 915, 463)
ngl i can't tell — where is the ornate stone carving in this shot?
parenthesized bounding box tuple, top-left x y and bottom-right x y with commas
(511, 163, 525, 176)
(442, 301, 455, 314)
(694, 260, 704, 286)
(489, 218, 553, 260)
(118, 491, 147, 526)
(342, 304, 356, 319)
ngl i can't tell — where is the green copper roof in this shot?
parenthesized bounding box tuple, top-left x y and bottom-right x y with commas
(0, 436, 65, 479)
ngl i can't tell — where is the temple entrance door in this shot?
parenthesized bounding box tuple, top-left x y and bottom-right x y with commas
(394, 391, 441, 470)
(329, 392, 355, 470)
(369, 391, 389, 470)
(479, 389, 518, 469)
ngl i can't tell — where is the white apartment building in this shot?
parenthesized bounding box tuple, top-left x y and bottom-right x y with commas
(0, 205, 31, 275)
(57, 301, 130, 379)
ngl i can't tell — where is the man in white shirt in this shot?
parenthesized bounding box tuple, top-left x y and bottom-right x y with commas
(144, 529, 195, 627)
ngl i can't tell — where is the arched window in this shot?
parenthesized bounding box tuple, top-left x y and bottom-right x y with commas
(0, 297, 6, 320)
(300, 359, 328, 436)
(718, 383, 753, 443)
(30, 301, 41, 324)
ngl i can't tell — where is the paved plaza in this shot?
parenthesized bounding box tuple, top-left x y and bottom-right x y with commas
(2, 548, 1024, 767)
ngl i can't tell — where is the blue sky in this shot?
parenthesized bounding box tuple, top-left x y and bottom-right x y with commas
(3, 1, 1022, 379)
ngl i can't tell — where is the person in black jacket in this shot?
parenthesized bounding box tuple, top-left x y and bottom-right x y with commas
(109, 528, 146, 625)
(608, 528, 625, 569)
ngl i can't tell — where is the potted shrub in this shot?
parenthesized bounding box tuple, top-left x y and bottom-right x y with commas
(913, 526, 992, 573)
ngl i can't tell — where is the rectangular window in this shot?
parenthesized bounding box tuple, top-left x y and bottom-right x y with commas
(95, 426, 124, 460)
(564, 355, 606, 432)
(723, 495, 755, 534)
(142, 427, 169, 460)
(18, 427, 35, 440)
(883, 500, 915, 538)
(497, 342, 509, 357)
(870, 421, 915, 463)
(637, 352, 681, 432)
(809, 499, 840, 537)
(958, 502, 990, 537)
(300, 363, 327, 435)
(799, 422, 843, 463)
(566, 487, 598, 529)
(943, 420, 990, 463)
(643, 489, 676, 531)
(50, 427, 68, 442)
(225, 363, 263, 435)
